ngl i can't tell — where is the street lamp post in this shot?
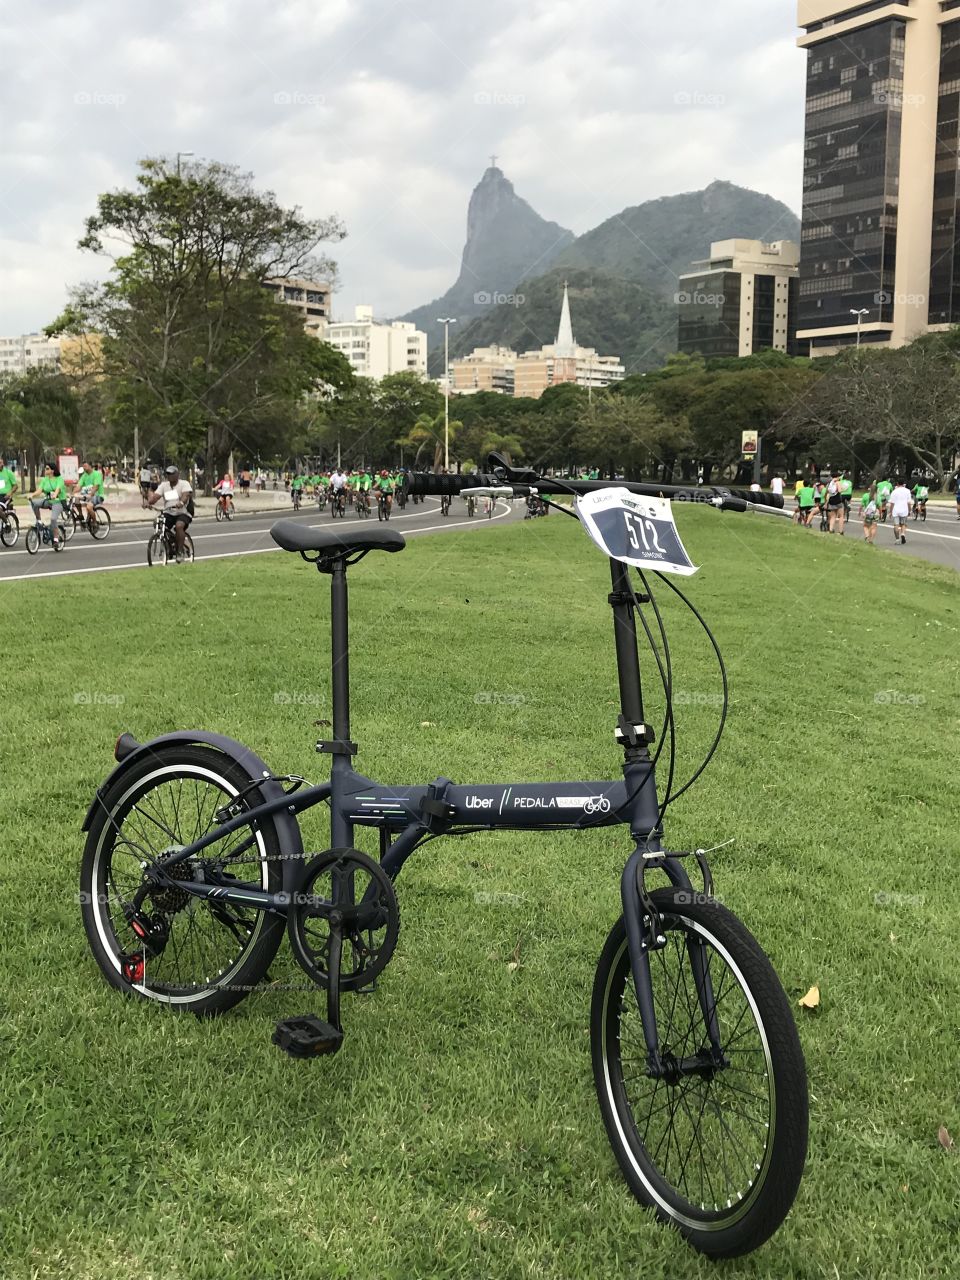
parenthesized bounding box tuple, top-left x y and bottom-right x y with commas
(850, 308, 869, 349)
(176, 150, 194, 177)
(437, 317, 457, 470)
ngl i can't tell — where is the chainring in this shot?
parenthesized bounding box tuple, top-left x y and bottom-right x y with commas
(288, 849, 400, 991)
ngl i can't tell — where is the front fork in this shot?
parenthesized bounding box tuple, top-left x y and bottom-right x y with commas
(620, 848, 723, 1077)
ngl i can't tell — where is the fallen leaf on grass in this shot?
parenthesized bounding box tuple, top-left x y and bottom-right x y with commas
(798, 985, 820, 1010)
(938, 1126, 955, 1153)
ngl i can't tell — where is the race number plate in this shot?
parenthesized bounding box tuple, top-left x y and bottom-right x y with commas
(575, 488, 698, 576)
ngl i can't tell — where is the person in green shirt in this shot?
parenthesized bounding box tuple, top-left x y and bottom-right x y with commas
(876, 478, 893, 523)
(796, 482, 816, 527)
(0, 462, 18, 512)
(77, 460, 105, 527)
(30, 463, 67, 542)
(290, 473, 305, 509)
(912, 481, 929, 519)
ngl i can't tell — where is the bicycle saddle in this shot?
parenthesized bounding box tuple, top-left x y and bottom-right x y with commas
(270, 520, 406, 556)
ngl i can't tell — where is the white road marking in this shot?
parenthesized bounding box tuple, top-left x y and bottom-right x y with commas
(0, 502, 512, 583)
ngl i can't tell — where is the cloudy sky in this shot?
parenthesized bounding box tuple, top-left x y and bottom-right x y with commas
(0, 0, 804, 335)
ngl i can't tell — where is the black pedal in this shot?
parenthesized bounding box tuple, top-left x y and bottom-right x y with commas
(272, 1015, 344, 1058)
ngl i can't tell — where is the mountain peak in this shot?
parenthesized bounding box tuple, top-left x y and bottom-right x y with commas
(400, 166, 574, 342)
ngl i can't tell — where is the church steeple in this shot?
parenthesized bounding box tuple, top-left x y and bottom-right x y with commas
(555, 280, 576, 356)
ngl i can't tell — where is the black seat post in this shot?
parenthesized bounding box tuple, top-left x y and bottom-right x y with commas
(330, 559, 350, 745)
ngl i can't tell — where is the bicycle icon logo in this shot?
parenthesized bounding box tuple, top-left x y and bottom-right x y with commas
(583, 796, 611, 815)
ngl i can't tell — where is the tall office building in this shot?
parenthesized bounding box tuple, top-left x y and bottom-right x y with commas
(677, 239, 806, 358)
(796, 1, 953, 354)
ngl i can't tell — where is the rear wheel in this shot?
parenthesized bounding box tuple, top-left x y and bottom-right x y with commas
(80, 744, 286, 1015)
(591, 888, 807, 1258)
(1, 511, 19, 547)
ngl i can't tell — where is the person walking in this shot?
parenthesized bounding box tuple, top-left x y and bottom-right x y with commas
(888, 478, 912, 545)
(861, 484, 879, 544)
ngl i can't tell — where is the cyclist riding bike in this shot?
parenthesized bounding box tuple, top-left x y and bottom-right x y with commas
(214, 471, 235, 516)
(912, 481, 929, 520)
(358, 468, 373, 513)
(147, 464, 193, 560)
(291, 473, 305, 510)
(374, 469, 395, 519)
(0, 460, 18, 514)
(76, 460, 105, 528)
(30, 463, 67, 545)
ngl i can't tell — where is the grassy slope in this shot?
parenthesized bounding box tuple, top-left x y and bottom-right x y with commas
(0, 510, 957, 1279)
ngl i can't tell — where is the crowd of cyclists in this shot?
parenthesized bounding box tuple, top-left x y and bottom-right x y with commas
(0, 459, 111, 553)
(6, 453, 958, 562)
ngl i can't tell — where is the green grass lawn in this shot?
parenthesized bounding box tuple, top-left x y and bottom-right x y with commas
(1, 509, 958, 1279)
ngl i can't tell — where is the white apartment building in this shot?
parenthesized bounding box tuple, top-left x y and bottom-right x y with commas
(0, 332, 61, 375)
(325, 305, 428, 380)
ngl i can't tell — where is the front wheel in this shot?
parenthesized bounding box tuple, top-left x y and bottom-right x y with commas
(91, 507, 111, 539)
(25, 526, 40, 555)
(591, 889, 807, 1258)
(146, 533, 166, 567)
(61, 511, 78, 543)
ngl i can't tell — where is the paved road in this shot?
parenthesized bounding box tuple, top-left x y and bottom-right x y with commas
(0, 496, 523, 582)
(787, 500, 960, 573)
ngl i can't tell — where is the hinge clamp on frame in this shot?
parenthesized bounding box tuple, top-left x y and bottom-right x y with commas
(615, 715, 655, 749)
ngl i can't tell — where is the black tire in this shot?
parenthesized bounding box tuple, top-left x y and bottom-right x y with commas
(91, 507, 111, 540)
(25, 526, 39, 555)
(215, 503, 225, 522)
(80, 744, 286, 1015)
(1, 511, 19, 547)
(591, 889, 807, 1258)
(61, 510, 78, 542)
(146, 533, 167, 567)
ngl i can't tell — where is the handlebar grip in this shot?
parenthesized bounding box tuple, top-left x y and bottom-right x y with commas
(402, 471, 499, 496)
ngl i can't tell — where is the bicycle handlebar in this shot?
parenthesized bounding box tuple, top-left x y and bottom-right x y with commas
(401, 466, 785, 514)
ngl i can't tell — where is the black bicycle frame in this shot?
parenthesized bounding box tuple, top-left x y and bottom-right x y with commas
(145, 554, 716, 1073)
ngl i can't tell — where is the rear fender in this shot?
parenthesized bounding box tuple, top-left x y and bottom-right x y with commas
(82, 731, 307, 894)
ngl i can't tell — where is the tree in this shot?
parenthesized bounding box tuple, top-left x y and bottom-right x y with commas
(65, 156, 345, 489)
(0, 369, 79, 488)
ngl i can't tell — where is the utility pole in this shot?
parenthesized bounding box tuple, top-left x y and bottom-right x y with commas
(437, 317, 457, 469)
